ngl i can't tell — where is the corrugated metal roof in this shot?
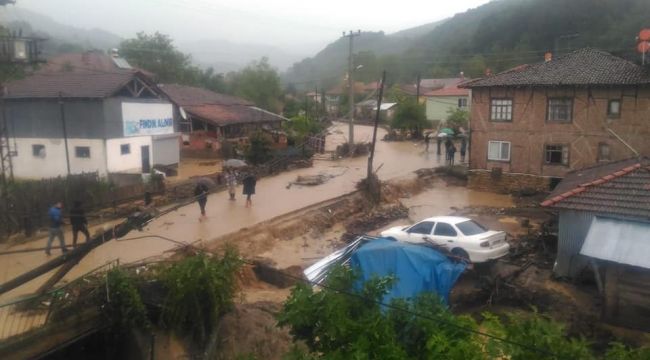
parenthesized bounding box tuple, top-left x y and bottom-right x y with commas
(580, 217, 650, 269)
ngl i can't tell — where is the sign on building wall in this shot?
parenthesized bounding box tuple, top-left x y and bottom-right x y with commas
(122, 103, 174, 137)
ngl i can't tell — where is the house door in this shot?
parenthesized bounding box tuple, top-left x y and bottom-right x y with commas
(141, 145, 151, 173)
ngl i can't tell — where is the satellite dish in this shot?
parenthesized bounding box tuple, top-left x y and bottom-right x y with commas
(179, 106, 188, 120)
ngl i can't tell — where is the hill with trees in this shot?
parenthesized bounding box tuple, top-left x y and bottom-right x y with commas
(284, 0, 650, 88)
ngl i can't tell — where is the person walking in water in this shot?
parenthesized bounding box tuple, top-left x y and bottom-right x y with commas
(225, 169, 237, 201)
(70, 200, 90, 247)
(45, 201, 67, 255)
(448, 142, 457, 166)
(194, 182, 209, 220)
(242, 173, 257, 208)
(424, 133, 431, 152)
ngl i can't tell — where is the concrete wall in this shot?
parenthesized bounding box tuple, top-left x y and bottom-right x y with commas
(106, 136, 152, 174)
(426, 95, 468, 122)
(469, 87, 650, 186)
(467, 169, 551, 194)
(12, 137, 107, 179)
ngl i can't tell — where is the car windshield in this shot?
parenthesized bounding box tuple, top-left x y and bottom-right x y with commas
(455, 220, 488, 236)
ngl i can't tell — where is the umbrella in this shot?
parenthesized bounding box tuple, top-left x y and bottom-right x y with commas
(224, 159, 248, 168)
(440, 128, 455, 135)
(195, 177, 216, 188)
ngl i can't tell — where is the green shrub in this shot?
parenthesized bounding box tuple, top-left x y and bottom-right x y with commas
(103, 268, 150, 332)
(160, 248, 242, 343)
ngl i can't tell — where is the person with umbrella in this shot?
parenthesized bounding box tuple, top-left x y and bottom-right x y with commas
(194, 180, 210, 220)
(242, 172, 257, 208)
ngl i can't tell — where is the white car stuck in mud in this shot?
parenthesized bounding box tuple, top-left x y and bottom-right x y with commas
(380, 216, 509, 263)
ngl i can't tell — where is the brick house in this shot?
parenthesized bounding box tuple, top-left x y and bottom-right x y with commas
(461, 49, 650, 193)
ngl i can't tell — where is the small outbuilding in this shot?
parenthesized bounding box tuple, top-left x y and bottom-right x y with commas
(542, 157, 650, 330)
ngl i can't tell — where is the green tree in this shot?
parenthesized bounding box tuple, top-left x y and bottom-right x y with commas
(445, 108, 469, 132)
(160, 249, 242, 344)
(120, 32, 193, 83)
(391, 99, 428, 138)
(245, 131, 273, 165)
(278, 266, 650, 359)
(229, 57, 282, 113)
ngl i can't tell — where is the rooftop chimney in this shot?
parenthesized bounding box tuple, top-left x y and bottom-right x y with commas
(544, 52, 553, 62)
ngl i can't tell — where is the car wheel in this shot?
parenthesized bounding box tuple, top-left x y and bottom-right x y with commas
(451, 248, 470, 263)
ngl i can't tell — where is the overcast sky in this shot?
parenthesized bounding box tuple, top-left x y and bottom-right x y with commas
(15, 0, 491, 54)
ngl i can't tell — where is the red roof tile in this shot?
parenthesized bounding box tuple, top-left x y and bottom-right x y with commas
(159, 84, 252, 106)
(541, 158, 650, 220)
(184, 104, 285, 126)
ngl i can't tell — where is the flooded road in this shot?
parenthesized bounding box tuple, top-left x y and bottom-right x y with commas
(0, 123, 458, 300)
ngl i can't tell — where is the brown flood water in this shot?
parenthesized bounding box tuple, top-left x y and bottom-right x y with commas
(0, 123, 463, 301)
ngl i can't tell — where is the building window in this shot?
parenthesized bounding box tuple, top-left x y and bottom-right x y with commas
(75, 146, 91, 158)
(598, 143, 610, 161)
(487, 141, 511, 161)
(547, 98, 573, 122)
(120, 144, 131, 155)
(490, 99, 513, 121)
(458, 98, 468, 109)
(607, 99, 621, 118)
(32, 144, 46, 158)
(545, 144, 569, 165)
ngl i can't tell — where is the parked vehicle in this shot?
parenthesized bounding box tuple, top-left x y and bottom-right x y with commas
(380, 216, 509, 263)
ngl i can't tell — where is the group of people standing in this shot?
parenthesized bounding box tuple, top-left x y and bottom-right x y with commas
(424, 132, 467, 166)
(193, 169, 257, 221)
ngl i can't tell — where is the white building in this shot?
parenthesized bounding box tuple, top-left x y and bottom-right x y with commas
(4, 57, 179, 179)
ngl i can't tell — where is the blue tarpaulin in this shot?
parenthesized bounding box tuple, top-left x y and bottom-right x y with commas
(350, 239, 466, 304)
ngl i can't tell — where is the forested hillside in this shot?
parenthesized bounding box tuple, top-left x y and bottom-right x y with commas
(285, 0, 650, 88)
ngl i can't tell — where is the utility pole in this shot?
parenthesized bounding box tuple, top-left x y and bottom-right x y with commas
(415, 73, 421, 103)
(366, 70, 386, 203)
(58, 92, 71, 176)
(344, 30, 361, 149)
(0, 89, 12, 236)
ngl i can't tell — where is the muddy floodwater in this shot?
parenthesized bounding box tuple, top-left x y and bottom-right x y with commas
(0, 123, 502, 301)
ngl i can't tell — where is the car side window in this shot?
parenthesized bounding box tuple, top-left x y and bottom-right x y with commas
(407, 221, 435, 235)
(434, 223, 457, 237)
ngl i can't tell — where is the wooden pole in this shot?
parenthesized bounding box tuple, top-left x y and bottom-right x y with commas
(0, 211, 154, 296)
(367, 71, 386, 183)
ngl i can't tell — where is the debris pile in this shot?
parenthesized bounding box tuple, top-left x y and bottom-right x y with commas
(343, 203, 408, 242)
(335, 142, 370, 157)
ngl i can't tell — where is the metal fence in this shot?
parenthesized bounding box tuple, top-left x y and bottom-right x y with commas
(0, 259, 119, 343)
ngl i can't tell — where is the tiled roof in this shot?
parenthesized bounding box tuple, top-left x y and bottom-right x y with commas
(158, 84, 253, 106)
(184, 104, 285, 126)
(462, 48, 650, 88)
(424, 86, 469, 97)
(542, 157, 650, 220)
(5, 71, 139, 99)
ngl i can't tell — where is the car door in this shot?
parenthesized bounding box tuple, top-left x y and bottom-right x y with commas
(405, 221, 435, 244)
(431, 222, 459, 248)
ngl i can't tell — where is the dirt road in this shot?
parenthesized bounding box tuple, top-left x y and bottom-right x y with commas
(0, 123, 447, 301)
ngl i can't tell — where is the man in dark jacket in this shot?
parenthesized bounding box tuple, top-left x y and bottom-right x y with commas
(194, 182, 209, 220)
(45, 202, 66, 255)
(70, 200, 90, 247)
(242, 173, 257, 208)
